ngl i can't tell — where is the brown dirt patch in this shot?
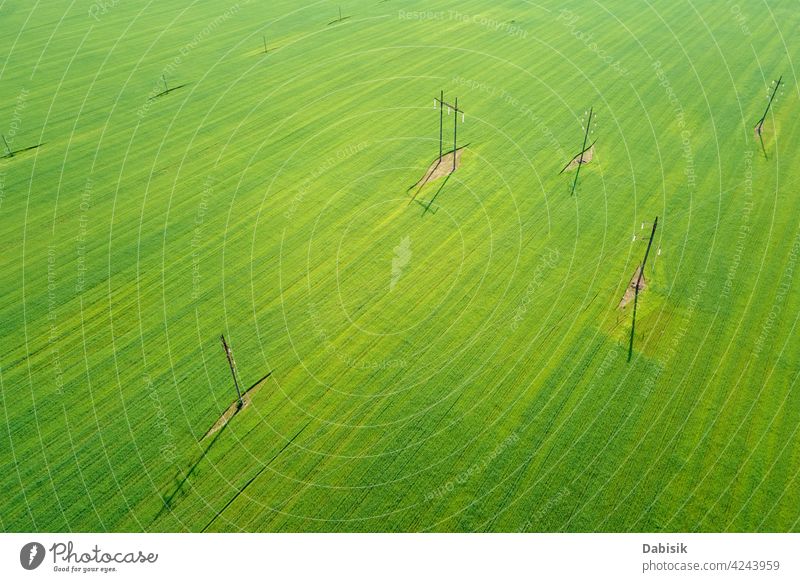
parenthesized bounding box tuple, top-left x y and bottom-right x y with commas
(563, 144, 595, 172)
(754, 122, 771, 139)
(414, 148, 464, 189)
(618, 266, 646, 309)
(202, 373, 271, 439)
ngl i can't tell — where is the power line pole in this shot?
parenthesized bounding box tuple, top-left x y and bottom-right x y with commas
(263, 34, 268, 54)
(628, 216, 658, 362)
(162, 74, 168, 93)
(570, 107, 593, 196)
(453, 97, 459, 172)
(220, 334, 244, 409)
(438, 90, 444, 162)
(433, 93, 465, 169)
(2, 134, 12, 157)
(755, 76, 782, 135)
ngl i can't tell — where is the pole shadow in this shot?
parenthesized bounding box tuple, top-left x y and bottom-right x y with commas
(1, 143, 45, 159)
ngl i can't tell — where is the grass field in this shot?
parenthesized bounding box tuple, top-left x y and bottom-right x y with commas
(1, 0, 799, 532)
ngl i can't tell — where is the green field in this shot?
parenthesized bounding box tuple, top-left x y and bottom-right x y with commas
(1, 0, 799, 532)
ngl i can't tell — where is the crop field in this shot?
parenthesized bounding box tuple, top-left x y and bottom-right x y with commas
(1, 0, 799, 533)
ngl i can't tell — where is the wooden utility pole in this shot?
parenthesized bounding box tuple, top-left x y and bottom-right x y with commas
(220, 334, 243, 409)
(636, 216, 658, 291)
(433, 93, 464, 169)
(628, 216, 658, 362)
(438, 89, 444, 162)
(755, 76, 782, 135)
(263, 35, 268, 54)
(162, 74, 168, 93)
(570, 107, 593, 196)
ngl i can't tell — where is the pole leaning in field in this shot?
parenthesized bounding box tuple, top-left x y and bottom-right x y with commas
(755, 76, 782, 135)
(220, 334, 244, 409)
(628, 216, 658, 362)
(570, 107, 593, 196)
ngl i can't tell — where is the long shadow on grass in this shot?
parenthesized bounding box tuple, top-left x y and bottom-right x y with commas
(420, 174, 451, 217)
(148, 373, 272, 527)
(150, 83, 190, 100)
(150, 421, 230, 528)
(758, 131, 769, 161)
(1, 143, 45, 159)
(201, 419, 313, 532)
(627, 283, 641, 362)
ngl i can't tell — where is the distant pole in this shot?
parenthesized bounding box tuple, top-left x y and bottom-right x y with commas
(263, 35, 267, 54)
(1, 134, 11, 157)
(571, 107, 592, 196)
(439, 89, 444, 162)
(339, 6, 342, 21)
(220, 334, 244, 409)
(755, 76, 782, 135)
(453, 97, 458, 171)
(162, 74, 168, 93)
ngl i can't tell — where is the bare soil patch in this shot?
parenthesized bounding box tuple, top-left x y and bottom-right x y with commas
(563, 144, 595, 172)
(202, 373, 271, 439)
(618, 266, 646, 309)
(414, 148, 464, 189)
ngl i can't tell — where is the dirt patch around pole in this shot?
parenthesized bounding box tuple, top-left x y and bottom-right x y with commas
(618, 266, 646, 309)
(203, 373, 271, 439)
(563, 143, 595, 173)
(414, 147, 464, 189)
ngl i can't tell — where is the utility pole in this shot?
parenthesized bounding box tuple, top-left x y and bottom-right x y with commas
(438, 89, 444, 162)
(433, 93, 464, 169)
(755, 76, 782, 135)
(220, 334, 244, 409)
(635, 216, 658, 292)
(570, 107, 593, 196)
(2, 134, 12, 157)
(628, 216, 658, 362)
(162, 74, 168, 93)
(263, 35, 268, 54)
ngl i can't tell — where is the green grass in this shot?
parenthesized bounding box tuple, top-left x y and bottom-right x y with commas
(1, 0, 799, 532)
